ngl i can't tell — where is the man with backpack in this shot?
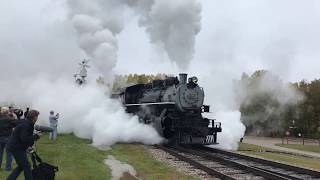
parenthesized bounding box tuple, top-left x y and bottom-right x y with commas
(6, 110, 41, 180)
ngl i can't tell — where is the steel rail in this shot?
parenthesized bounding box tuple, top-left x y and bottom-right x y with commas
(176, 146, 293, 180)
(193, 145, 320, 179)
(155, 145, 236, 180)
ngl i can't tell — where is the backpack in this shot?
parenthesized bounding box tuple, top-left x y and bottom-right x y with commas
(31, 151, 59, 180)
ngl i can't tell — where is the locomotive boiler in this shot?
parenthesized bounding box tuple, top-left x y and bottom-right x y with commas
(113, 73, 222, 145)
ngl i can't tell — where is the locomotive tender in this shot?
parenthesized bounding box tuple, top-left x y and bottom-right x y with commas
(113, 73, 222, 145)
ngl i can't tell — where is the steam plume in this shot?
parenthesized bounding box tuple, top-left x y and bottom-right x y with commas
(0, 76, 163, 146)
(126, 0, 202, 70)
(68, 0, 201, 72)
(68, 0, 125, 76)
(234, 71, 304, 135)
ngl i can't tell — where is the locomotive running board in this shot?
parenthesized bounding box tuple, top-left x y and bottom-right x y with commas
(125, 102, 175, 106)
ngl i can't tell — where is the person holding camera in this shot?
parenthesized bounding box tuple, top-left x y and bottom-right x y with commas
(0, 107, 18, 171)
(49, 111, 59, 141)
(6, 110, 41, 180)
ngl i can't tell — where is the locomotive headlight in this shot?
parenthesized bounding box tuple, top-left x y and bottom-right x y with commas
(187, 76, 199, 88)
(192, 77, 198, 84)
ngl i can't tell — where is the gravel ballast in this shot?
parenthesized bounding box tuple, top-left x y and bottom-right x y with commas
(147, 146, 219, 180)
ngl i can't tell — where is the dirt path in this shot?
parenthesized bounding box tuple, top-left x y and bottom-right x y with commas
(243, 136, 320, 158)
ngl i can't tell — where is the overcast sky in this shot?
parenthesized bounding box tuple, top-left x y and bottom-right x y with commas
(117, 0, 320, 82)
(0, 0, 320, 82)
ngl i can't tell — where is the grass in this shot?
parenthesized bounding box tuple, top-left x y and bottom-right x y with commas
(276, 144, 320, 153)
(238, 142, 320, 170)
(0, 134, 111, 180)
(0, 134, 195, 180)
(238, 142, 275, 151)
(109, 144, 196, 180)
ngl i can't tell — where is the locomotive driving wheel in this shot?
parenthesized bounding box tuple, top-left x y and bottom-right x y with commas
(162, 117, 180, 145)
(162, 118, 175, 139)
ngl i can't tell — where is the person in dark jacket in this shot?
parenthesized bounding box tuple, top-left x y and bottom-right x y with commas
(0, 107, 18, 171)
(7, 110, 41, 180)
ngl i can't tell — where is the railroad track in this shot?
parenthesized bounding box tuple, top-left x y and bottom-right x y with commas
(156, 145, 320, 180)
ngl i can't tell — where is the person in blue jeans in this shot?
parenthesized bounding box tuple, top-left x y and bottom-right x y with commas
(0, 137, 13, 171)
(0, 107, 18, 171)
(49, 111, 59, 140)
(6, 110, 40, 180)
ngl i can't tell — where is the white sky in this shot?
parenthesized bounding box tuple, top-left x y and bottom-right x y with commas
(0, 0, 320, 82)
(116, 0, 320, 82)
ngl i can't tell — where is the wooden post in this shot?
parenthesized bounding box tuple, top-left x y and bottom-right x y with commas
(282, 138, 284, 144)
(287, 138, 288, 144)
(303, 138, 305, 145)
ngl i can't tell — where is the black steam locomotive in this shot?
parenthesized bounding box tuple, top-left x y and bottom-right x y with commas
(113, 73, 222, 145)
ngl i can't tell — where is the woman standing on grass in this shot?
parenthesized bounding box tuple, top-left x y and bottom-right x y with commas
(6, 110, 41, 180)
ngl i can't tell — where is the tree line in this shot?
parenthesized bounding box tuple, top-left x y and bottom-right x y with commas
(235, 70, 320, 138)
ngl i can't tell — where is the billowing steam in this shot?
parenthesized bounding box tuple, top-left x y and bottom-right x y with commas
(126, 0, 202, 70)
(198, 73, 246, 150)
(68, 0, 201, 72)
(0, 76, 163, 146)
(234, 71, 304, 135)
(68, 0, 124, 76)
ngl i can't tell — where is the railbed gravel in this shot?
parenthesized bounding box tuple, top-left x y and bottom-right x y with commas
(146, 146, 219, 180)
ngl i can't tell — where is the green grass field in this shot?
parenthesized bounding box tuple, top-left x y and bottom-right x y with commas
(238, 142, 320, 170)
(0, 134, 194, 180)
(276, 144, 320, 153)
(109, 144, 196, 180)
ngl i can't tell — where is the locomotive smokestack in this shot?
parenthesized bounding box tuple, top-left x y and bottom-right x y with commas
(179, 73, 188, 84)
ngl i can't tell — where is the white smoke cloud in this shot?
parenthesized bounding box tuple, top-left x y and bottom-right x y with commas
(195, 71, 245, 150)
(0, 76, 163, 146)
(70, 12, 120, 76)
(67, 0, 201, 73)
(234, 71, 304, 135)
(214, 111, 243, 150)
(125, 0, 201, 70)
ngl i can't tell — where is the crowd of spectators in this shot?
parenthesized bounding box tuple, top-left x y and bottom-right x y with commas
(0, 106, 59, 180)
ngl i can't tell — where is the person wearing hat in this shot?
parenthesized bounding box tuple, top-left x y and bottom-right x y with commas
(6, 110, 41, 180)
(0, 107, 18, 171)
(49, 110, 59, 140)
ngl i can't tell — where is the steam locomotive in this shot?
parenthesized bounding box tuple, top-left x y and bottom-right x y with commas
(112, 73, 222, 145)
